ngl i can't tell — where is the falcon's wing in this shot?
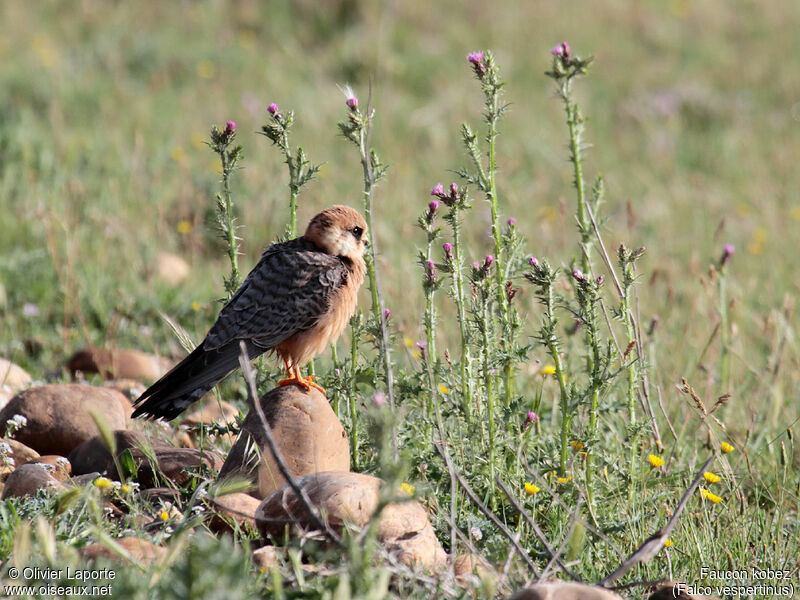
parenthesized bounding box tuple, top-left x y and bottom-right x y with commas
(204, 240, 348, 351)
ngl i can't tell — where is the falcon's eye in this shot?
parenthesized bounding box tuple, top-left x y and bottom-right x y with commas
(351, 226, 363, 239)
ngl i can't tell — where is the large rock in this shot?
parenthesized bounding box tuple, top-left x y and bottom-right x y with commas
(68, 429, 222, 486)
(256, 471, 447, 572)
(80, 537, 166, 564)
(2, 463, 63, 499)
(218, 386, 349, 498)
(24, 455, 72, 481)
(0, 384, 127, 456)
(67, 348, 171, 382)
(0, 438, 40, 481)
(0, 358, 32, 391)
(509, 583, 623, 600)
(69, 429, 173, 476)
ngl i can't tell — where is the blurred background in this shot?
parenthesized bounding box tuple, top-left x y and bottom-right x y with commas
(1, 0, 799, 429)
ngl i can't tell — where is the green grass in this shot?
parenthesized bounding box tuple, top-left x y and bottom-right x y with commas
(1, 1, 799, 598)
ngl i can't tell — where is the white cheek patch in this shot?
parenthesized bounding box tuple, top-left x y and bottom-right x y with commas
(320, 229, 360, 256)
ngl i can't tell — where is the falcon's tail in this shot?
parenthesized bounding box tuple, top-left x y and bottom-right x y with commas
(132, 340, 262, 421)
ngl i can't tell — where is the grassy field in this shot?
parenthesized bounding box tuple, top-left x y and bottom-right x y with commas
(1, 1, 799, 598)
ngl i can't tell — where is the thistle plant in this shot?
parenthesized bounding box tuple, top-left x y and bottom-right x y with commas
(436, 183, 475, 420)
(417, 199, 443, 419)
(338, 87, 396, 431)
(259, 103, 323, 238)
(208, 121, 243, 299)
(457, 51, 517, 406)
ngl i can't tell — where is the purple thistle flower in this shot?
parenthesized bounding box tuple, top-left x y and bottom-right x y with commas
(507, 217, 517, 226)
(346, 96, 359, 111)
(550, 41, 571, 57)
(449, 182, 459, 196)
(426, 259, 437, 281)
(442, 242, 453, 260)
(472, 261, 480, 269)
(467, 51, 484, 65)
(721, 243, 736, 267)
(416, 341, 427, 350)
(225, 120, 236, 132)
(431, 183, 444, 197)
(529, 256, 540, 267)
(484, 255, 494, 267)
(428, 199, 440, 212)
(526, 411, 539, 423)
(267, 103, 279, 115)
(383, 308, 391, 319)
(572, 269, 585, 282)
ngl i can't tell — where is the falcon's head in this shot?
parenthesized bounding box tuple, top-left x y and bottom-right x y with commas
(305, 205, 369, 260)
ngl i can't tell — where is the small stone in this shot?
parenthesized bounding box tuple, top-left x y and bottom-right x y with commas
(67, 348, 172, 382)
(219, 386, 349, 498)
(155, 252, 191, 286)
(0, 384, 127, 456)
(2, 463, 63, 499)
(206, 492, 261, 535)
(80, 537, 166, 565)
(24, 455, 72, 481)
(252, 546, 279, 571)
(509, 582, 624, 600)
(0, 438, 40, 481)
(69, 429, 172, 477)
(0, 358, 32, 391)
(182, 400, 239, 427)
(453, 553, 496, 585)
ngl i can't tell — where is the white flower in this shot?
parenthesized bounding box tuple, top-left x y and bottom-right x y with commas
(55, 457, 69, 468)
(41, 463, 56, 473)
(469, 526, 483, 541)
(0, 441, 12, 454)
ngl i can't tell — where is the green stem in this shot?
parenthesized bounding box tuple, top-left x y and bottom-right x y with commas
(481, 288, 497, 509)
(719, 272, 730, 391)
(350, 321, 360, 470)
(622, 262, 639, 503)
(219, 150, 240, 297)
(562, 78, 591, 275)
(450, 204, 473, 421)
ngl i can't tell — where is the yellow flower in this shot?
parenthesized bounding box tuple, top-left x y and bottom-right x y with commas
(648, 454, 665, 468)
(159, 510, 170, 521)
(540, 364, 556, 376)
(93, 477, 113, 490)
(703, 471, 721, 484)
(664, 538, 674, 547)
(556, 475, 572, 484)
(190, 132, 206, 149)
(191, 301, 201, 312)
(700, 488, 723, 504)
(196, 59, 216, 79)
(438, 384, 450, 395)
(170, 146, 186, 163)
(524, 482, 540, 495)
(120, 484, 131, 494)
(400, 482, 415, 496)
(720, 442, 734, 454)
(238, 29, 257, 49)
(176, 220, 193, 235)
(404, 336, 414, 348)
(570, 440, 584, 451)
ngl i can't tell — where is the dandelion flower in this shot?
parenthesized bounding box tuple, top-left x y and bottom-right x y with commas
(703, 471, 721, 484)
(570, 440, 584, 451)
(664, 538, 674, 548)
(400, 482, 415, 496)
(94, 477, 113, 490)
(191, 301, 201, 312)
(700, 488, 723, 504)
(648, 454, 665, 468)
(556, 475, 572, 484)
(120, 484, 131, 494)
(524, 482, 540, 495)
(720, 442, 734, 454)
(159, 510, 170, 521)
(438, 384, 450, 395)
(540, 365, 557, 376)
(176, 220, 193, 235)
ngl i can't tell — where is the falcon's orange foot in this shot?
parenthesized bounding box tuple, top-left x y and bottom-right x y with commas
(277, 365, 327, 396)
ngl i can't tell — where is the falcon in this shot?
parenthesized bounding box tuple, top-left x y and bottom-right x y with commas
(132, 205, 368, 420)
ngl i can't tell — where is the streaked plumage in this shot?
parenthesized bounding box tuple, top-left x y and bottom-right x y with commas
(132, 205, 367, 420)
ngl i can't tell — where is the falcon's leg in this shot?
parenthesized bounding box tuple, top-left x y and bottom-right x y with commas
(277, 362, 327, 396)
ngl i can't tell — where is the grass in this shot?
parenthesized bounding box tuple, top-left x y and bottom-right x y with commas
(1, 1, 799, 598)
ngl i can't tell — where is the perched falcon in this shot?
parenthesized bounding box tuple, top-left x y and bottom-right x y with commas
(132, 205, 368, 420)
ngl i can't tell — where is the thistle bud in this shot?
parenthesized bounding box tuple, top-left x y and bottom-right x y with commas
(267, 103, 279, 116)
(442, 242, 453, 261)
